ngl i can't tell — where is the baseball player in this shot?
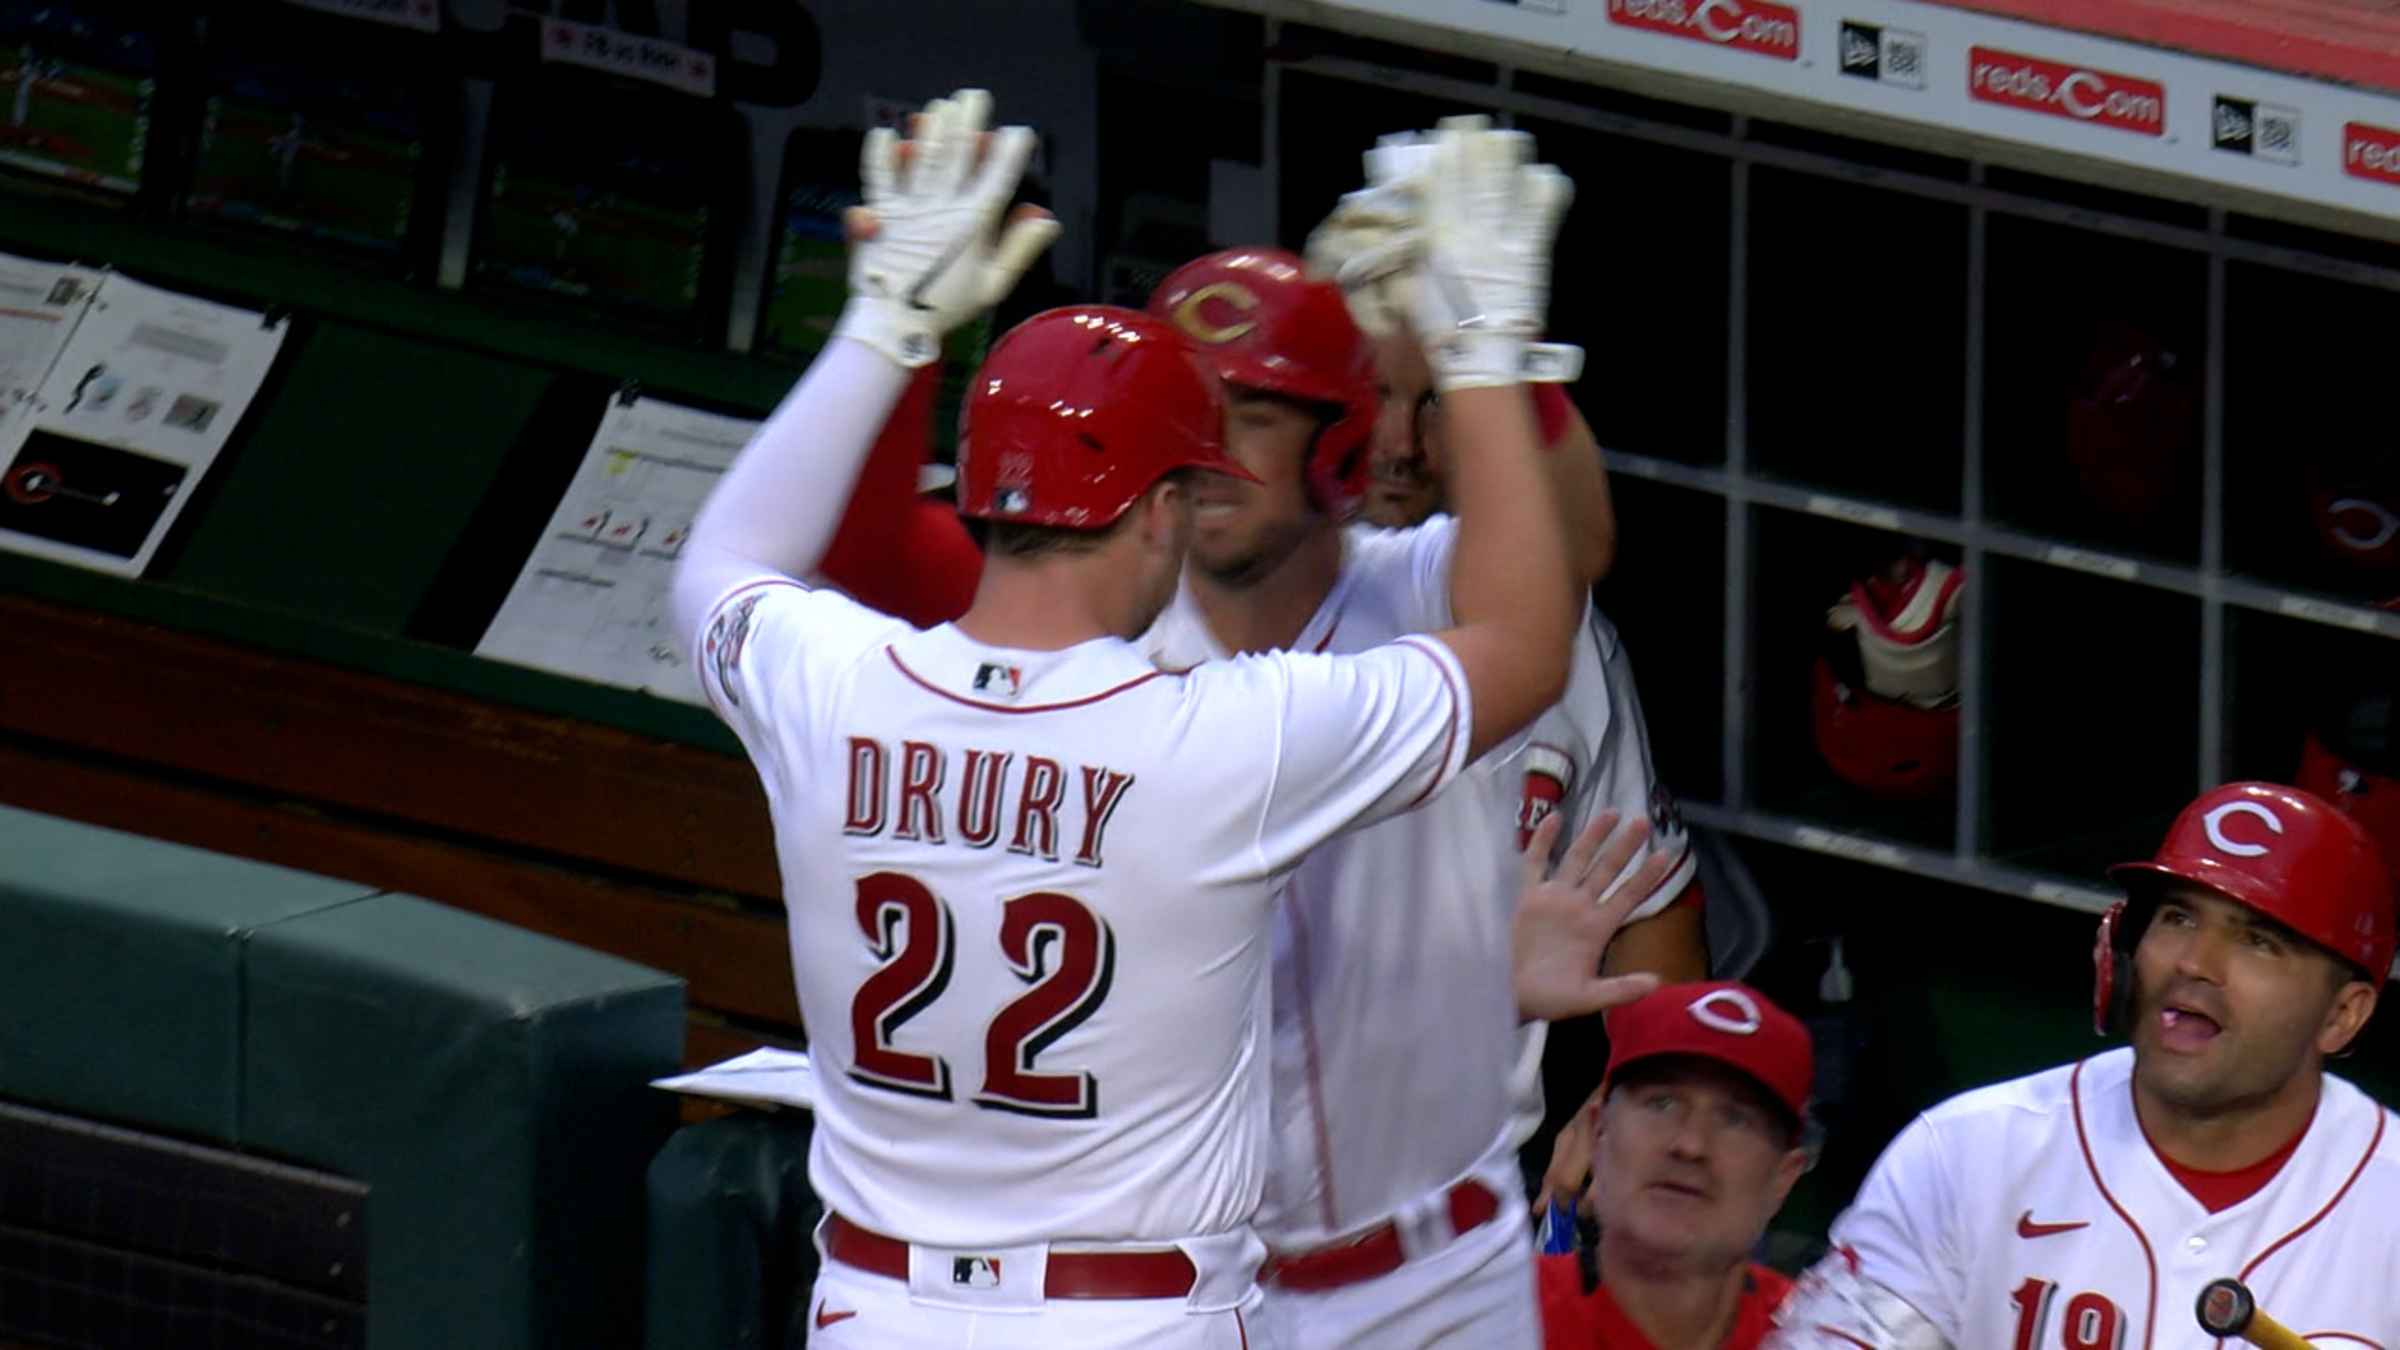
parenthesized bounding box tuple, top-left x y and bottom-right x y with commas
(1766, 781, 2400, 1348)
(806, 121, 1693, 1344)
(1348, 295, 1711, 1191)
(668, 93, 1610, 1350)
(1141, 246, 1699, 1349)
(1534, 979, 1813, 1350)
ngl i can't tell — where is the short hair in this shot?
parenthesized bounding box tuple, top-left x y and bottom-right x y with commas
(976, 517, 1115, 560)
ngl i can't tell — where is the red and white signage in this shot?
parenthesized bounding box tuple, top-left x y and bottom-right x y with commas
(1288, 0, 2400, 225)
(1968, 46, 2165, 137)
(1607, 0, 1801, 62)
(2344, 122, 2400, 187)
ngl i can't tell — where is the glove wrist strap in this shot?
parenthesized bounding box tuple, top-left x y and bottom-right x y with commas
(1520, 343, 1583, 384)
(1429, 330, 1529, 392)
(832, 296, 944, 369)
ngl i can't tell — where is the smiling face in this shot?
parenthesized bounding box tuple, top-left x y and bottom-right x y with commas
(2128, 883, 2374, 1123)
(1185, 387, 1327, 587)
(1588, 1057, 1807, 1275)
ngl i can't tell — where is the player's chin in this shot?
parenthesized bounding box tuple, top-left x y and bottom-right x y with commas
(1364, 485, 1435, 528)
(1187, 531, 1262, 580)
(1612, 1198, 1737, 1262)
(2131, 1037, 2237, 1104)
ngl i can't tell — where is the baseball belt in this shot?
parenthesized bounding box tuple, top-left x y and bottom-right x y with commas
(1259, 1177, 1504, 1292)
(822, 1213, 1199, 1300)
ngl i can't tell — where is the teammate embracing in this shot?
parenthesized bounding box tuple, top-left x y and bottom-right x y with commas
(1140, 241, 1699, 1346)
(799, 104, 1697, 1345)
(669, 91, 1652, 1349)
(1768, 782, 2400, 1348)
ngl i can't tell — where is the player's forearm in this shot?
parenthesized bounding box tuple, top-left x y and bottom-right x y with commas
(1546, 400, 1617, 585)
(1599, 892, 1708, 982)
(670, 337, 912, 634)
(1445, 384, 1577, 739)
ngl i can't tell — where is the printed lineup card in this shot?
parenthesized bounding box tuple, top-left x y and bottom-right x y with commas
(0, 271, 290, 576)
(476, 392, 758, 704)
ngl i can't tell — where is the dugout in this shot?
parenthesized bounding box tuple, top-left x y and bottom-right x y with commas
(1, 0, 2399, 1327)
(1206, 0, 2400, 1253)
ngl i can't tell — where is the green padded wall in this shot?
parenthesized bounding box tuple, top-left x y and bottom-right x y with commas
(0, 802, 687, 1349)
(0, 806, 375, 1141)
(243, 896, 685, 1350)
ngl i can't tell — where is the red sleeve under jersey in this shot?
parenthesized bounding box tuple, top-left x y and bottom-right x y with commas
(814, 363, 984, 626)
(1533, 381, 1573, 447)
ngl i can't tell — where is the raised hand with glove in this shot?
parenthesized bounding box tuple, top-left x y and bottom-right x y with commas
(1305, 115, 1584, 388)
(831, 90, 1060, 368)
(670, 89, 1056, 641)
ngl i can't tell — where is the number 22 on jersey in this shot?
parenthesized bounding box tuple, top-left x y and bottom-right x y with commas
(848, 871, 1117, 1119)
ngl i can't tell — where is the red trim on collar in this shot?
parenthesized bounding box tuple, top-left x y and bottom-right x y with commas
(885, 648, 1168, 713)
(2240, 1103, 2386, 1283)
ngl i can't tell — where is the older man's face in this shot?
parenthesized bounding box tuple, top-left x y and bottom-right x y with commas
(1589, 1059, 1808, 1275)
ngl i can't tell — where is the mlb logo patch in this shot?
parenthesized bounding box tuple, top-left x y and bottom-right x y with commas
(952, 1255, 1002, 1288)
(973, 663, 1024, 698)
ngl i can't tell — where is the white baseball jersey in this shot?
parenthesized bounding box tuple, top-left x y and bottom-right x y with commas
(1504, 599, 1698, 1153)
(1814, 1046, 2400, 1348)
(694, 574, 1472, 1252)
(1142, 516, 1693, 1249)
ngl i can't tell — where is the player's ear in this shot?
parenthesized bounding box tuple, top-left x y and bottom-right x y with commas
(1137, 474, 1190, 548)
(1770, 1139, 1809, 1208)
(2319, 978, 2377, 1057)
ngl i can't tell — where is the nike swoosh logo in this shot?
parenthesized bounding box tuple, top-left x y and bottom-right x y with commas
(814, 1299, 859, 1329)
(2016, 1210, 2090, 1239)
(906, 234, 972, 312)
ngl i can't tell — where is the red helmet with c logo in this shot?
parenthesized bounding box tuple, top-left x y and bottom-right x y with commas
(1149, 248, 1378, 520)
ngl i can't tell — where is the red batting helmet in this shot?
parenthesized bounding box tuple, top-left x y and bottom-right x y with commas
(956, 306, 1257, 529)
(1148, 248, 1378, 519)
(1812, 557, 1963, 803)
(2092, 781, 2398, 1035)
(2064, 321, 2198, 528)
(2298, 719, 2400, 878)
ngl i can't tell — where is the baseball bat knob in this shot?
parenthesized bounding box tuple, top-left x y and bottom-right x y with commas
(2197, 1278, 2315, 1350)
(2196, 1278, 2255, 1337)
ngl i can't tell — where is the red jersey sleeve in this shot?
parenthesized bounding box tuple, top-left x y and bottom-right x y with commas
(815, 362, 984, 626)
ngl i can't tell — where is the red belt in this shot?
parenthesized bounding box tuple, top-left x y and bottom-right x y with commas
(823, 1214, 1198, 1300)
(1260, 1179, 1504, 1293)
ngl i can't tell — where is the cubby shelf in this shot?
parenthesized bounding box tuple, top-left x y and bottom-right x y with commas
(1271, 34, 2400, 930)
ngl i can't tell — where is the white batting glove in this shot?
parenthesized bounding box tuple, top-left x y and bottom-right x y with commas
(831, 89, 1060, 368)
(1309, 118, 1582, 388)
(1414, 117, 1573, 390)
(1302, 133, 1429, 341)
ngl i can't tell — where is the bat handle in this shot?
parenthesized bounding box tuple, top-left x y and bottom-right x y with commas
(2195, 1278, 2314, 1350)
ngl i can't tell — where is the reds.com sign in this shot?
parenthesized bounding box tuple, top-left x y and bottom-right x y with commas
(1968, 47, 2165, 136)
(2345, 123, 2400, 186)
(1608, 0, 1800, 62)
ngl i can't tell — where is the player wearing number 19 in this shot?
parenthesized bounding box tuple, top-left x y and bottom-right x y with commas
(1765, 781, 2400, 1350)
(668, 91, 1592, 1350)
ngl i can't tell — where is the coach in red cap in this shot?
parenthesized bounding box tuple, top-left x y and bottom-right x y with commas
(1535, 980, 1813, 1350)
